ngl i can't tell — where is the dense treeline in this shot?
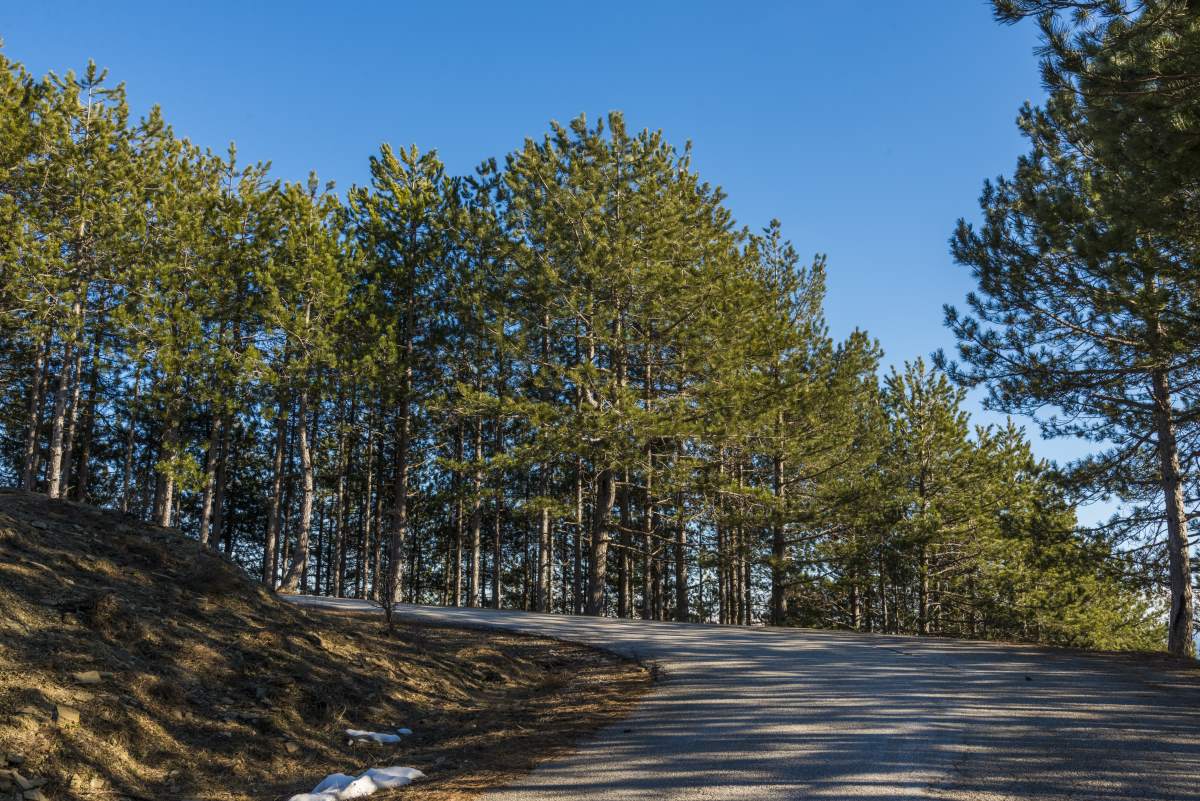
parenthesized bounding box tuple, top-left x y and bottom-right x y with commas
(0, 47, 1163, 650)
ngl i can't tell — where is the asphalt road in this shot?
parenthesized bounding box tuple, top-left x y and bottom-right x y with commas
(289, 598, 1200, 800)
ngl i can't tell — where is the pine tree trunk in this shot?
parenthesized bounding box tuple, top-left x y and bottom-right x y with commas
(1152, 369, 1196, 658)
(315, 494, 327, 595)
(878, 552, 889, 633)
(73, 332, 102, 502)
(409, 522, 422, 603)
(641, 461, 653, 621)
(371, 443, 384, 600)
(46, 337, 76, 499)
(198, 412, 223, 548)
(521, 499, 531, 610)
(214, 415, 231, 554)
(641, 349, 655, 620)
(59, 338, 84, 498)
(263, 396, 289, 586)
(120, 364, 141, 513)
(770, 446, 787, 625)
(154, 413, 179, 528)
(388, 286, 416, 605)
(362, 419, 376, 599)
(674, 490, 689, 622)
(453, 423, 464, 606)
(560, 522, 570, 614)
(468, 417, 483, 607)
(492, 470, 504, 609)
(917, 545, 930, 636)
(21, 336, 50, 492)
(574, 459, 584, 614)
(537, 504, 552, 613)
(618, 471, 632, 618)
(333, 387, 351, 598)
(716, 517, 727, 625)
(280, 387, 314, 594)
(586, 467, 616, 616)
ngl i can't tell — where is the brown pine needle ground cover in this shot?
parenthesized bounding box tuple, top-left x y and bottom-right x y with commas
(0, 489, 650, 801)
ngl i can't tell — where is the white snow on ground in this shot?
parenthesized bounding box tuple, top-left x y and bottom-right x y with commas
(364, 767, 424, 788)
(345, 726, 413, 743)
(345, 729, 402, 744)
(286, 766, 425, 801)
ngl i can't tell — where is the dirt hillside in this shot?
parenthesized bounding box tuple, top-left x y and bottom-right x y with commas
(0, 489, 649, 801)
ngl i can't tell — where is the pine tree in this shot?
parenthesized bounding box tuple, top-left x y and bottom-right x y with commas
(941, 84, 1197, 654)
(345, 144, 450, 604)
(270, 176, 346, 593)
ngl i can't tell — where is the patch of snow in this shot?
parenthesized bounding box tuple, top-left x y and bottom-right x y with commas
(312, 774, 358, 794)
(395, 727, 413, 736)
(363, 766, 423, 788)
(335, 775, 378, 799)
(286, 766, 424, 801)
(345, 729, 401, 744)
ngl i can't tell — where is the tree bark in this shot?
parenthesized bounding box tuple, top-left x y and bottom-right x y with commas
(468, 417, 483, 607)
(917, 545, 930, 636)
(371, 439, 384, 600)
(59, 336, 84, 498)
(280, 387, 314, 593)
(453, 423, 464, 607)
(74, 332, 103, 502)
(1152, 369, 1196, 658)
(618, 471, 633, 618)
(333, 387, 352, 597)
(214, 414, 231, 554)
(361, 417, 376, 599)
(20, 336, 50, 492)
(641, 461, 654, 621)
(198, 412, 223, 548)
(537, 505, 552, 613)
(154, 412, 179, 528)
(769, 445, 787, 625)
(574, 459, 584, 614)
(492, 455, 504, 609)
(263, 395, 289, 586)
(119, 362, 142, 514)
(45, 337, 76, 499)
(586, 467, 616, 616)
(674, 489, 689, 622)
(387, 284, 417, 605)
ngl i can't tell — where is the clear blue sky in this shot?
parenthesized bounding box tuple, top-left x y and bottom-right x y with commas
(3, 2, 1100, 507)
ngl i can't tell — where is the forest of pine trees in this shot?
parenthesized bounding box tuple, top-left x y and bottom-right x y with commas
(0, 45, 1169, 652)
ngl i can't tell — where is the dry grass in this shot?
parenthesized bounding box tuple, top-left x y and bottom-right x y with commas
(0, 489, 650, 801)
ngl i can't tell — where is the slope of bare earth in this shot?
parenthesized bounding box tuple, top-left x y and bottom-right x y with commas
(0, 489, 649, 801)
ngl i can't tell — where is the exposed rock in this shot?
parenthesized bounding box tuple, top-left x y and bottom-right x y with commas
(73, 670, 102, 685)
(54, 704, 81, 726)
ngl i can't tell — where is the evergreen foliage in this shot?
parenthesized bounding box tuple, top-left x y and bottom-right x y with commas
(939, 0, 1198, 656)
(0, 47, 1163, 652)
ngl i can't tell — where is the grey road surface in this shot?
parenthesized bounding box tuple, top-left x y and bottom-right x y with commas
(289, 598, 1200, 801)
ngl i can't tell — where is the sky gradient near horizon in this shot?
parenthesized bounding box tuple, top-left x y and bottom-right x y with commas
(3, 2, 1105, 513)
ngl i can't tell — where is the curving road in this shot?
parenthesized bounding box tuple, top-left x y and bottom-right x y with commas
(289, 598, 1200, 801)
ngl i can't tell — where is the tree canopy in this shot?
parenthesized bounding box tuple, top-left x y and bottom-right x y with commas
(0, 45, 1168, 654)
